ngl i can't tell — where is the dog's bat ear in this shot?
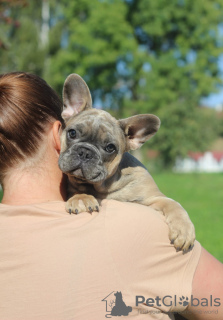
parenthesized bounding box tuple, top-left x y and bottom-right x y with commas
(62, 74, 92, 121)
(119, 114, 160, 151)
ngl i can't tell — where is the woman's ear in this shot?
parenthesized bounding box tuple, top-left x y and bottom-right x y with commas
(52, 121, 62, 153)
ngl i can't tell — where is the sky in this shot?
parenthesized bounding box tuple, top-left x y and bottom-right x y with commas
(201, 53, 223, 108)
(202, 90, 223, 108)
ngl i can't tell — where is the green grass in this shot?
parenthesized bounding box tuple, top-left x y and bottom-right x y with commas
(152, 172, 223, 262)
(0, 173, 222, 261)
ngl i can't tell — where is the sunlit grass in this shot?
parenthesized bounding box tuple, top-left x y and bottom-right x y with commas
(152, 172, 223, 262)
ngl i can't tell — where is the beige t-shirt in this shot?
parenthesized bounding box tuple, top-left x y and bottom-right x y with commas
(0, 200, 201, 320)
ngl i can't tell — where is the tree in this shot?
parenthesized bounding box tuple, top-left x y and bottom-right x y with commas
(47, 0, 137, 104)
(0, 0, 61, 77)
(122, 0, 223, 165)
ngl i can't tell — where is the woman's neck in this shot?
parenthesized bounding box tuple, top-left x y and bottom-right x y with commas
(1, 164, 67, 206)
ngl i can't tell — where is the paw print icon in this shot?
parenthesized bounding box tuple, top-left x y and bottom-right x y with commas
(178, 296, 189, 307)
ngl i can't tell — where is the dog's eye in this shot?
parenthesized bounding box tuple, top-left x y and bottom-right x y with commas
(105, 144, 116, 153)
(68, 129, 76, 139)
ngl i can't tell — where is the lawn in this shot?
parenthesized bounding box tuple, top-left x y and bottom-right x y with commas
(152, 172, 223, 262)
(0, 172, 222, 261)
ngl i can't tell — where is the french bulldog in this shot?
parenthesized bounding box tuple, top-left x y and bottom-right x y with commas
(58, 74, 195, 252)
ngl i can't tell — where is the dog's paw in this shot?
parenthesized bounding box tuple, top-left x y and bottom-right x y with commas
(66, 194, 100, 214)
(167, 215, 195, 253)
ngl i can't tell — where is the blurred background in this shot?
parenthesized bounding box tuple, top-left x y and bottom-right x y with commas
(0, 0, 222, 261)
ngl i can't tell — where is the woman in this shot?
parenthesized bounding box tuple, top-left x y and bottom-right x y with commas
(0, 72, 222, 320)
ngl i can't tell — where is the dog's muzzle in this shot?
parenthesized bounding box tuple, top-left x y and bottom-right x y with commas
(59, 143, 106, 183)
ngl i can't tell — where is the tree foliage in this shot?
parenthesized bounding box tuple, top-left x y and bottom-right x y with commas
(48, 0, 136, 105)
(123, 0, 223, 165)
(1, 0, 223, 166)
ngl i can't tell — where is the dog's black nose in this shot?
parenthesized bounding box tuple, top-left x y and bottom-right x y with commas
(77, 147, 93, 161)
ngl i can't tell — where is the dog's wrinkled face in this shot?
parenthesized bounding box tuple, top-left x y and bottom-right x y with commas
(59, 109, 126, 183)
(58, 73, 160, 185)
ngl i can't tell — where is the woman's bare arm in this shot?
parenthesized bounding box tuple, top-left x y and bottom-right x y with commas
(180, 247, 223, 320)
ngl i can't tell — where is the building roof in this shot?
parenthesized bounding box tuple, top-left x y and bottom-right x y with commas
(188, 151, 223, 162)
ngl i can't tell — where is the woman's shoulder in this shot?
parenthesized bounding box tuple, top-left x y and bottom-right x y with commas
(101, 199, 168, 236)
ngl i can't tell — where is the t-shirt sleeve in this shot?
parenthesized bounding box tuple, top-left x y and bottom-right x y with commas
(104, 199, 201, 314)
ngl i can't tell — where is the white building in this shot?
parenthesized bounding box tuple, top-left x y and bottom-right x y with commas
(174, 151, 223, 172)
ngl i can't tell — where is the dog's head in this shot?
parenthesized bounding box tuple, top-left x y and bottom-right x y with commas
(58, 74, 160, 184)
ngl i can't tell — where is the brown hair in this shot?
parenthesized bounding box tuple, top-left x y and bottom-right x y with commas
(0, 72, 63, 182)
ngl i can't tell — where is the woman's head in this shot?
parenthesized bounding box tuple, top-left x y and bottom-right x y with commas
(0, 72, 63, 183)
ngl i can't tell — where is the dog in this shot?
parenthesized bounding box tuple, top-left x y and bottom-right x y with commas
(58, 74, 195, 252)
